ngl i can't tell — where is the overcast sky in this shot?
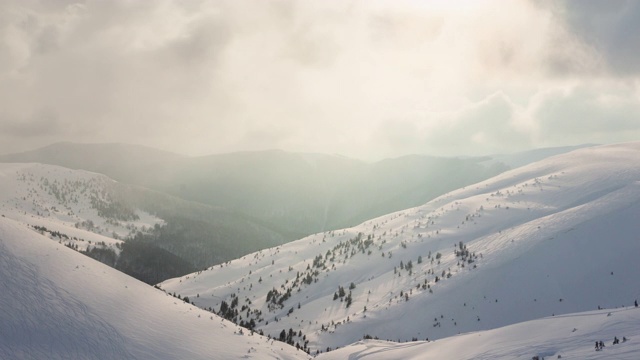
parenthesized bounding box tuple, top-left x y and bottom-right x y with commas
(1, 0, 639, 160)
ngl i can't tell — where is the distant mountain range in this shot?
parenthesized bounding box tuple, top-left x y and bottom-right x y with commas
(0, 162, 290, 283)
(0, 142, 596, 284)
(0, 142, 589, 239)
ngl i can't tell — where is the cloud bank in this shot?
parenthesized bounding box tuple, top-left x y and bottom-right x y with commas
(1, 0, 639, 159)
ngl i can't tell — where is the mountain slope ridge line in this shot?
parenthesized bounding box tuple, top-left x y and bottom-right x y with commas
(160, 141, 640, 354)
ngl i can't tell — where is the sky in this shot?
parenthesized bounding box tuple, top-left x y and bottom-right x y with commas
(1, 0, 639, 160)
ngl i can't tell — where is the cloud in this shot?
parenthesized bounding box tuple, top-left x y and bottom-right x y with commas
(533, 84, 640, 144)
(428, 93, 532, 154)
(0, 109, 60, 137)
(539, 0, 640, 76)
(0, 0, 638, 158)
(366, 92, 534, 158)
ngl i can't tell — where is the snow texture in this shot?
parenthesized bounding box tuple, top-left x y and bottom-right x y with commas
(0, 216, 309, 360)
(2, 141, 640, 359)
(161, 142, 640, 354)
(318, 307, 640, 359)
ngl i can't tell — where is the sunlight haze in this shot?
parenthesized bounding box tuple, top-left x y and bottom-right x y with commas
(1, 0, 639, 159)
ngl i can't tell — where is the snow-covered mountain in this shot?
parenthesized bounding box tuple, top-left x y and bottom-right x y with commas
(160, 142, 640, 355)
(0, 215, 309, 359)
(481, 144, 596, 169)
(0, 162, 159, 252)
(318, 307, 640, 360)
(0, 162, 294, 283)
(0, 142, 513, 237)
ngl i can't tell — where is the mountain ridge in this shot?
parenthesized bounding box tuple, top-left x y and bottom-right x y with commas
(0, 162, 291, 283)
(0, 215, 309, 360)
(0, 142, 514, 238)
(160, 141, 640, 354)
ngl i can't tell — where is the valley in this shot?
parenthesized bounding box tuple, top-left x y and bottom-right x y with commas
(159, 143, 640, 354)
(1, 142, 638, 359)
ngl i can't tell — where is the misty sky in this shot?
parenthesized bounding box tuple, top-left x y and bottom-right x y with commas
(1, 0, 640, 160)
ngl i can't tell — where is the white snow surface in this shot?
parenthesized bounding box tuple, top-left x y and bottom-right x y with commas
(0, 215, 309, 360)
(318, 307, 640, 360)
(0, 162, 162, 253)
(161, 142, 640, 354)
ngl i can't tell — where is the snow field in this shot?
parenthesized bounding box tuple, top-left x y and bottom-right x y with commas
(162, 142, 640, 353)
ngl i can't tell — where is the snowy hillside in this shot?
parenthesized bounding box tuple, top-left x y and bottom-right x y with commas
(0, 162, 295, 283)
(1, 142, 511, 237)
(318, 307, 640, 360)
(0, 215, 309, 360)
(0, 162, 161, 253)
(160, 142, 640, 355)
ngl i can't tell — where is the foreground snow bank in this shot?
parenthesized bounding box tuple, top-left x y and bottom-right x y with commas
(0, 216, 308, 360)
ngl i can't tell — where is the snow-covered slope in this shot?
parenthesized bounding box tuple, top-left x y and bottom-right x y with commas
(160, 142, 640, 354)
(318, 307, 640, 360)
(0, 162, 297, 284)
(0, 215, 309, 360)
(0, 162, 161, 252)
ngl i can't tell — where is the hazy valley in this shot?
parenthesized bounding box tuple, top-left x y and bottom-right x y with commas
(4, 1, 639, 358)
(1, 142, 639, 359)
(159, 142, 640, 355)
